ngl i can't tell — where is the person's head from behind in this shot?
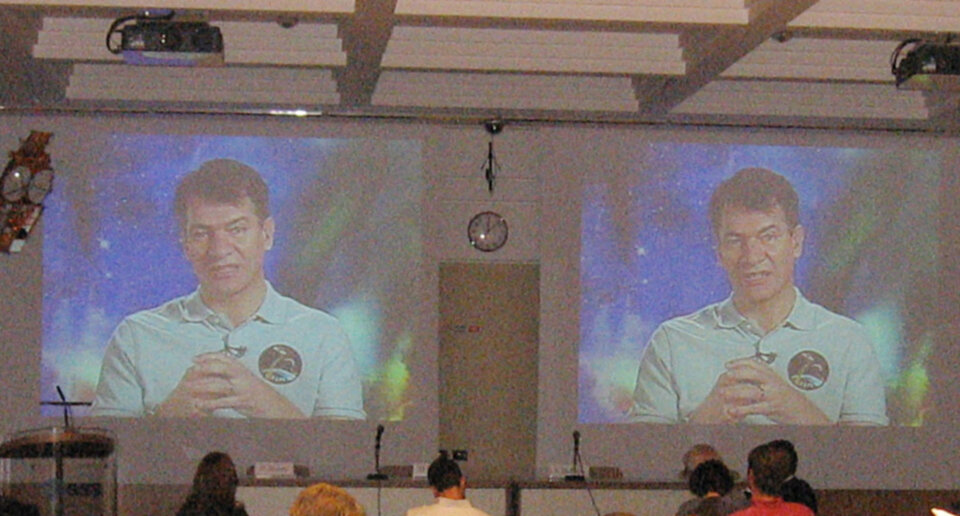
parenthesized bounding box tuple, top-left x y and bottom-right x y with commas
(688, 459, 734, 498)
(766, 439, 799, 476)
(174, 159, 275, 302)
(190, 451, 239, 506)
(708, 167, 804, 309)
(427, 452, 465, 498)
(289, 482, 365, 516)
(681, 443, 721, 479)
(747, 442, 792, 497)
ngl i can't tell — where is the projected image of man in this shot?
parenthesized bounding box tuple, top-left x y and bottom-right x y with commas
(90, 159, 365, 419)
(630, 167, 887, 425)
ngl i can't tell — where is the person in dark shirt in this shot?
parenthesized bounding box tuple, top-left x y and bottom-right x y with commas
(177, 451, 248, 516)
(677, 459, 748, 516)
(0, 495, 39, 516)
(767, 440, 817, 514)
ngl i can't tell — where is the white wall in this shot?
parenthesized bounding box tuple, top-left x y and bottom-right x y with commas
(0, 114, 958, 490)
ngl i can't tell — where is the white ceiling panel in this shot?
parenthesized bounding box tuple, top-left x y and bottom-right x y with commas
(218, 21, 345, 66)
(723, 38, 897, 82)
(673, 80, 929, 119)
(373, 71, 638, 112)
(383, 27, 683, 74)
(67, 63, 340, 104)
(0, 0, 355, 12)
(791, 0, 960, 30)
(395, 0, 751, 24)
(34, 17, 121, 61)
(34, 17, 346, 66)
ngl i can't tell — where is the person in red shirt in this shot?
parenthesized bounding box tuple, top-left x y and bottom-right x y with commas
(731, 442, 813, 516)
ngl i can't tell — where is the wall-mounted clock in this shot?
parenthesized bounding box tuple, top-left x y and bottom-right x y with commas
(468, 211, 508, 252)
(1, 165, 31, 202)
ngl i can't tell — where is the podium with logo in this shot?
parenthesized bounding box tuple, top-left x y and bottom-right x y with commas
(0, 426, 116, 516)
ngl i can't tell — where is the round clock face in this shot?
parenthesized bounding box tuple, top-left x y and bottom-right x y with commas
(468, 211, 508, 252)
(2, 165, 32, 202)
(27, 168, 54, 204)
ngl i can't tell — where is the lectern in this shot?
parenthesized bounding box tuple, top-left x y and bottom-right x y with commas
(0, 426, 116, 516)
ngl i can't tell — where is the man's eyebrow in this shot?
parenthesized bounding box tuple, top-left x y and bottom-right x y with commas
(721, 223, 782, 237)
(188, 216, 252, 230)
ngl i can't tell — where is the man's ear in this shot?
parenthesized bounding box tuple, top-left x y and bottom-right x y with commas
(263, 217, 275, 251)
(790, 224, 805, 259)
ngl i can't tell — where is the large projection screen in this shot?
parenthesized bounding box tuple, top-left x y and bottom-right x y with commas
(579, 143, 936, 426)
(537, 126, 960, 489)
(42, 133, 422, 421)
(0, 115, 437, 483)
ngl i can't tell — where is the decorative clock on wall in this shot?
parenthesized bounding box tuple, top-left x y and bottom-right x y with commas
(467, 211, 508, 252)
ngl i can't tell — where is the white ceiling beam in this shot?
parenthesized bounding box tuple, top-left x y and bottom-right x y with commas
(636, 0, 820, 114)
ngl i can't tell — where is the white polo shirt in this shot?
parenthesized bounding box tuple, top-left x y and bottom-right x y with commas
(630, 288, 888, 425)
(91, 282, 365, 419)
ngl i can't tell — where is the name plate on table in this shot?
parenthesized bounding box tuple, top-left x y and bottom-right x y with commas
(253, 462, 296, 479)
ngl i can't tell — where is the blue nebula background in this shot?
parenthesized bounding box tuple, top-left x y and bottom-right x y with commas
(579, 143, 940, 425)
(41, 134, 423, 420)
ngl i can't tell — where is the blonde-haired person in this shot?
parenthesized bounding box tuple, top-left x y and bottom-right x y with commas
(290, 483, 365, 516)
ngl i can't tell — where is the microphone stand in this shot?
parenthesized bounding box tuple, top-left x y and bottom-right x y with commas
(564, 430, 586, 481)
(366, 425, 388, 480)
(39, 386, 93, 516)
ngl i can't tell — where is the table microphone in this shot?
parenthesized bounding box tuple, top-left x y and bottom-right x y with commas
(564, 430, 586, 481)
(366, 424, 388, 480)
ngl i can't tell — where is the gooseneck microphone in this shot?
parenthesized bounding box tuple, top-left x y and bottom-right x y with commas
(56, 386, 70, 429)
(40, 386, 91, 429)
(565, 430, 586, 481)
(366, 424, 388, 480)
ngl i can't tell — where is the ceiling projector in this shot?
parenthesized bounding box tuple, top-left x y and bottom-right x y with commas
(119, 19, 223, 66)
(892, 40, 960, 90)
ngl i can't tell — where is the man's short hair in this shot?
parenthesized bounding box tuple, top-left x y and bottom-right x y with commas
(766, 439, 799, 476)
(708, 167, 800, 238)
(747, 442, 793, 497)
(427, 453, 462, 492)
(174, 159, 271, 233)
(681, 443, 721, 478)
(289, 482, 365, 516)
(688, 459, 735, 497)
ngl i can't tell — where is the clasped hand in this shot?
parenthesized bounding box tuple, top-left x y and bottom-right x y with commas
(688, 357, 829, 425)
(153, 352, 306, 418)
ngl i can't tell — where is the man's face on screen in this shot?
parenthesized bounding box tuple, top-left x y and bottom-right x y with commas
(716, 204, 803, 308)
(181, 196, 274, 302)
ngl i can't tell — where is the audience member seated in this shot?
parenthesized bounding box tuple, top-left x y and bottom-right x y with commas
(176, 451, 248, 516)
(730, 443, 813, 516)
(679, 444, 723, 480)
(0, 495, 39, 516)
(290, 483, 365, 516)
(676, 444, 748, 516)
(677, 459, 746, 516)
(406, 452, 491, 516)
(767, 440, 817, 514)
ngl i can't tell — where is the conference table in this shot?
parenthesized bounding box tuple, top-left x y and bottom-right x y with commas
(238, 478, 691, 516)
